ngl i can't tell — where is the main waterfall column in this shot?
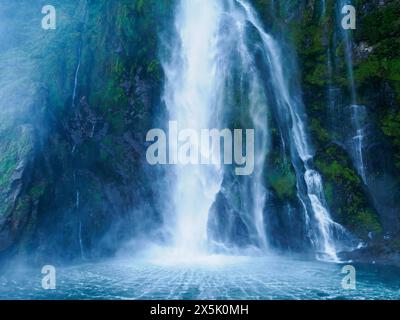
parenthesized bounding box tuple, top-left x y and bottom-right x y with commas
(162, 0, 224, 255)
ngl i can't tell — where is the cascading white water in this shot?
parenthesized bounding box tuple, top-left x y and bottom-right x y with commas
(161, 0, 349, 261)
(232, 4, 270, 250)
(162, 0, 270, 255)
(162, 0, 224, 255)
(236, 0, 345, 261)
(249, 80, 269, 250)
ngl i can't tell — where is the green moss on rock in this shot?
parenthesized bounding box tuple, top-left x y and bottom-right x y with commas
(315, 144, 382, 239)
(267, 160, 297, 201)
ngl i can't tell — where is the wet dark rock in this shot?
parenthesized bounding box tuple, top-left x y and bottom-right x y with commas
(340, 233, 400, 267)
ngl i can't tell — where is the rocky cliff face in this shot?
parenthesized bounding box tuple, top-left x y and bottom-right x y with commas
(0, 0, 399, 265)
(0, 0, 173, 264)
(0, 1, 48, 260)
(252, 0, 400, 261)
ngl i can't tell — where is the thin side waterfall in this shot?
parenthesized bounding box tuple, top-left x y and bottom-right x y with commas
(75, 183, 84, 259)
(321, 0, 340, 130)
(71, 44, 81, 108)
(350, 104, 368, 183)
(338, 0, 357, 104)
(71, 2, 88, 261)
(71, 42, 84, 259)
(337, 0, 368, 184)
(76, 189, 80, 210)
(322, 0, 327, 15)
(71, 0, 87, 108)
(348, 109, 368, 185)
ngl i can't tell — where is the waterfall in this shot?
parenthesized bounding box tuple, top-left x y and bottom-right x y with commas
(76, 189, 80, 209)
(75, 188, 85, 259)
(237, 0, 352, 261)
(336, 0, 368, 184)
(350, 104, 368, 183)
(71, 0, 88, 109)
(321, 0, 340, 130)
(338, 0, 357, 104)
(161, 0, 351, 261)
(234, 3, 270, 250)
(162, 0, 224, 255)
(71, 44, 81, 108)
(70, 2, 88, 261)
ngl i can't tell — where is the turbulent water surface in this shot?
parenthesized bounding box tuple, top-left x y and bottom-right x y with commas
(1, 256, 400, 300)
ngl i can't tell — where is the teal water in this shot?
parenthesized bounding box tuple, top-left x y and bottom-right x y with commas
(1, 255, 399, 300)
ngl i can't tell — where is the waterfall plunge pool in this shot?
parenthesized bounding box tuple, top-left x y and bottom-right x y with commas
(1, 255, 399, 300)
